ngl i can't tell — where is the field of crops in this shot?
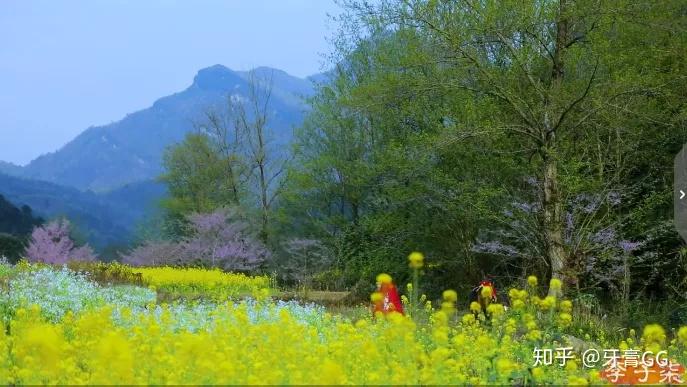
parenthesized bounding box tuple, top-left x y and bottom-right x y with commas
(1, 262, 686, 385)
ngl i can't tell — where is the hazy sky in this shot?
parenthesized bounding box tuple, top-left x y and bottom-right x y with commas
(0, 0, 340, 165)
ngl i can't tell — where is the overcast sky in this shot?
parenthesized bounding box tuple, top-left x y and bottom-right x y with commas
(0, 0, 340, 165)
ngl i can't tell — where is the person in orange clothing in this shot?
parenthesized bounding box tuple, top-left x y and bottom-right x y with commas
(371, 273, 404, 316)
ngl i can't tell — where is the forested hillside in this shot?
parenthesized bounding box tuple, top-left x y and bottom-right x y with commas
(0, 194, 42, 262)
(0, 194, 42, 236)
(294, 0, 687, 310)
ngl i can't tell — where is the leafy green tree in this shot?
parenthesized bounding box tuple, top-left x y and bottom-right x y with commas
(160, 133, 241, 235)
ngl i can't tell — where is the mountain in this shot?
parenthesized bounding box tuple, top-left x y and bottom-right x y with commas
(0, 161, 23, 177)
(0, 173, 163, 248)
(18, 65, 316, 192)
(239, 66, 318, 107)
(100, 179, 168, 226)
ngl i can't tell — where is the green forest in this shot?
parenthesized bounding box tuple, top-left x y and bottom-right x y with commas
(135, 0, 687, 327)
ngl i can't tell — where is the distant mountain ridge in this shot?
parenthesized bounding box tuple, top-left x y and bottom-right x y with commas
(0, 173, 165, 248)
(0, 161, 22, 177)
(11, 65, 318, 192)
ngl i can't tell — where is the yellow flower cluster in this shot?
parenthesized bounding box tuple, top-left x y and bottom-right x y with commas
(642, 323, 667, 353)
(679, 326, 687, 346)
(441, 289, 458, 314)
(132, 267, 271, 300)
(407, 252, 424, 269)
(375, 273, 392, 285)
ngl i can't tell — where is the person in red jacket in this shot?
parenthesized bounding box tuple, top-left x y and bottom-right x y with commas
(371, 273, 404, 316)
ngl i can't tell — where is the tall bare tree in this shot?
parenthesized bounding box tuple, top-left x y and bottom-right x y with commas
(230, 71, 289, 242)
(196, 102, 247, 206)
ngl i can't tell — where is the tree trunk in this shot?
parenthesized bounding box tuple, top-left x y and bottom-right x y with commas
(542, 0, 569, 280)
(259, 161, 268, 243)
(542, 152, 566, 279)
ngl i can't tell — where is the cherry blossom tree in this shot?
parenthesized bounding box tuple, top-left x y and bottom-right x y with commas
(25, 219, 96, 264)
(122, 208, 269, 271)
(184, 209, 269, 271)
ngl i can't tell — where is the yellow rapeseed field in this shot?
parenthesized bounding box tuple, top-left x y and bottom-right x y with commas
(132, 266, 272, 300)
(2, 264, 687, 385)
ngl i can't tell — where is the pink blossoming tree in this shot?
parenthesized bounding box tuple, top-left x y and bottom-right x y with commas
(122, 208, 269, 271)
(25, 219, 97, 264)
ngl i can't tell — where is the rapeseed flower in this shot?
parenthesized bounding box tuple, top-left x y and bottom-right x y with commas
(6, 265, 685, 385)
(442, 289, 457, 303)
(511, 299, 525, 310)
(495, 358, 516, 376)
(480, 285, 493, 299)
(440, 302, 455, 314)
(486, 303, 504, 317)
(540, 296, 556, 311)
(133, 266, 270, 300)
(408, 252, 424, 269)
(532, 367, 544, 380)
(370, 292, 383, 303)
(678, 326, 687, 346)
(560, 299, 573, 313)
(558, 312, 572, 328)
(642, 323, 666, 353)
(470, 301, 481, 313)
(376, 273, 393, 285)
(461, 313, 476, 325)
(527, 275, 538, 287)
(568, 376, 588, 385)
(549, 278, 562, 296)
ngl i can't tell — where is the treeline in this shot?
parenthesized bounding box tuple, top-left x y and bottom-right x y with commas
(152, 0, 687, 322)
